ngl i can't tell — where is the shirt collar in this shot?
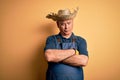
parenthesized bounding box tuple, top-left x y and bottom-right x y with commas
(58, 32, 75, 39)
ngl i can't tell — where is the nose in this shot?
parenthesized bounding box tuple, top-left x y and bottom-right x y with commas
(65, 24, 68, 29)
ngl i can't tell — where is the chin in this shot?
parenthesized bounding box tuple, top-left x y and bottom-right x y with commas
(64, 32, 71, 35)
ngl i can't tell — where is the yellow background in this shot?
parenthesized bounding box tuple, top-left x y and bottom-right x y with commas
(0, 0, 120, 80)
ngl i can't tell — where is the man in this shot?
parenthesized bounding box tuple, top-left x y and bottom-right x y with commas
(44, 8, 89, 80)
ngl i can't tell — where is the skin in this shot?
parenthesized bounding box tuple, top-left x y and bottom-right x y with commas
(45, 19, 89, 67)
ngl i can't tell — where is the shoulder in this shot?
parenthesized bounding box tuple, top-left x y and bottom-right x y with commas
(47, 35, 55, 39)
(46, 34, 58, 41)
(75, 35, 87, 43)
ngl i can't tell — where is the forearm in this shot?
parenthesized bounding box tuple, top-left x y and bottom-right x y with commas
(45, 49, 75, 62)
(62, 55, 88, 67)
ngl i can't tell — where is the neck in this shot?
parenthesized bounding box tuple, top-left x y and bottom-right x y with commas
(60, 33, 72, 38)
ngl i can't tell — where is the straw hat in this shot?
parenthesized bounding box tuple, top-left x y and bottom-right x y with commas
(46, 7, 79, 21)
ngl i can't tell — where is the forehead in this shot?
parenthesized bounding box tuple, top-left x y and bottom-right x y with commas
(58, 19, 73, 23)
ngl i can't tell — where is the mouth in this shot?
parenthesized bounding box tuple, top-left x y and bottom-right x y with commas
(64, 30, 69, 32)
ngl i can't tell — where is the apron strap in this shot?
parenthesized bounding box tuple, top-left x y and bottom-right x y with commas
(57, 37, 61, 42)
(56, 35, 76, 43)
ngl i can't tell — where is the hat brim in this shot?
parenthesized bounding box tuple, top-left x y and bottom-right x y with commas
(46, 8, 78, 21)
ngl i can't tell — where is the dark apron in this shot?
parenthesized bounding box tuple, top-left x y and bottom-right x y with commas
(46, 36, 84, 80)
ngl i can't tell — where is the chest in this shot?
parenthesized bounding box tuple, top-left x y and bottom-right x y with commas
(55, 37, 77, 49)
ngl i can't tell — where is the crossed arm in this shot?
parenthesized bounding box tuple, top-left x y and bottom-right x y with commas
(45, 49, 89, 67)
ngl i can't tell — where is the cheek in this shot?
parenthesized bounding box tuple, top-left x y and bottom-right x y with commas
(58, 26, 64, 31)
(69, 25, 73, 30)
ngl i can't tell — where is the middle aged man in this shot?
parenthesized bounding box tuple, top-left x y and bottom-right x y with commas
(44, 7, 89, 80)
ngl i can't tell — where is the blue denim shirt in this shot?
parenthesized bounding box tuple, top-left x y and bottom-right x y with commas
(44, 33, 88, 80)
